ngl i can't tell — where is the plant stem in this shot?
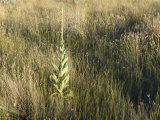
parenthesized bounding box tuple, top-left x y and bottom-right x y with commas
(61, 7, 63, 42)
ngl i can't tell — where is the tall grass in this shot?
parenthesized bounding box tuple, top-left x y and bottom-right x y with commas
(0, 0, 160, 119)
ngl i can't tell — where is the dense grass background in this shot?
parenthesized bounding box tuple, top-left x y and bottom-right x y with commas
(0, 0, 160, 119)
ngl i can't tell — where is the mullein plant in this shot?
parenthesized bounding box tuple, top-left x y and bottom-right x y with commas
(50, 7, 73, 100)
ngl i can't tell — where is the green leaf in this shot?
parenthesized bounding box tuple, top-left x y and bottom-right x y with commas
(64, 75, 69, 85)
(61, 52, 65, 61)
(59, 76, 64, 83)
(69, 90, 74, 97)
(60, 46, 65, 52)
(49, 75, 53, 79)
(54, 70, 58, 77)
(54, 84, 59, 90)
(62, 85, 69, 92)
(60, 81, 65, 90)
(61, 66, 68, 77)
(62, 57, 68, 68)
(64, 90, 74, 98)
(52, 63, 59, 71)
(52, 74, 59, 83)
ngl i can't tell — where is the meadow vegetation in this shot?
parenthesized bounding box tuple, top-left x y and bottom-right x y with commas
(0, 0, 160, 119)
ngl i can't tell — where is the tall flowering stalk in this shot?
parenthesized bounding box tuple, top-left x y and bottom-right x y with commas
(50, 7, 73, 99)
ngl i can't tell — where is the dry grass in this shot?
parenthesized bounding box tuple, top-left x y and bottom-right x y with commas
(0, 0, 160, 119)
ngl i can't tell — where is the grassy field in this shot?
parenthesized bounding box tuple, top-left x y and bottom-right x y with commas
(0, 0, 160, 119)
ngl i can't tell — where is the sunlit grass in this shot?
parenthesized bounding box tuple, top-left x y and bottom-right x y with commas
(0, 0, 160, 119)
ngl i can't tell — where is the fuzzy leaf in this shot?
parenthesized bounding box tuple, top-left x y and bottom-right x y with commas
(58, 58, 60, 62)
(60, 80, 68, 92)
(52, 63, 59, 71)
(62, 57, 68, 68)
(60, 81, 65, 90)
(54, 70, 58, 77)
(52, 74, 59, 83)
(49, 75, 53, 79)
(61, 66, 68, 77)
(64, 90, 74, 98)
(64, 75, 69, 85)
(60, 46, 65, 52)
(54, 84, 59, 90)
(61, 52, 65, 61)
(62, 85, 69, 92)
(59, 76, 64, 83)
(54, 84, 62, 94)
